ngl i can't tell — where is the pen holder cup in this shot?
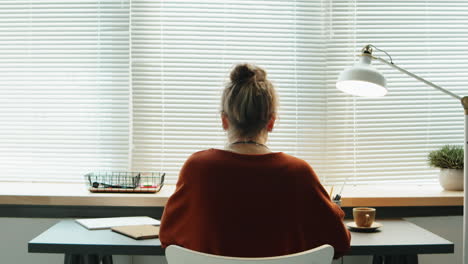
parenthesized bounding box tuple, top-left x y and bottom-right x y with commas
(332, 199, 342, 207)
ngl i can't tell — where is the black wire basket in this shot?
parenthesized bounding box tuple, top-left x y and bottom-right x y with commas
(84, 171, 165, 193)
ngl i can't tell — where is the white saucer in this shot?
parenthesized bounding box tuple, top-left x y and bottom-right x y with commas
(346, 222, 383, 232)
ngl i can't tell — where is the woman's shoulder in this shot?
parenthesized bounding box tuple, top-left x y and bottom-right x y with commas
(185, 148, 313, 170)
(278, 152, 313, 167)
(187, 148, 224, 159)
(275, 153, 320, 181)
(183, 149, 217, 163)
(183, 148, 233, 165)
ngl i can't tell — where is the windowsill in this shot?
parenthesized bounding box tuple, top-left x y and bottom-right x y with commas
(334, 184, 463, 207)
(0, 182, 175, 207)
(0, 182, 462, 207)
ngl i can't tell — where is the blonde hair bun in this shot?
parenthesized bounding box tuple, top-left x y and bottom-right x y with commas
(230, 64, 266, 83)
(222, 63, 277, 138)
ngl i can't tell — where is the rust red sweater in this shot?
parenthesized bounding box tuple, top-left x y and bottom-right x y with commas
(159, 149, 351, 259)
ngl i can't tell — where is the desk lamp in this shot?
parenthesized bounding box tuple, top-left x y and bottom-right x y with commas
(336, 44, 468, 263)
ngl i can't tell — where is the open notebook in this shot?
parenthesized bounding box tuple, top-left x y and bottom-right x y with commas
(76, 216, 160, 230)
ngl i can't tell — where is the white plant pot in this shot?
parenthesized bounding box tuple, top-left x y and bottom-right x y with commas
(439, 168, 464, 191)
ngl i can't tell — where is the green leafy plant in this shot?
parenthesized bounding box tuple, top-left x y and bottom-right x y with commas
(428, 145, 464, 169)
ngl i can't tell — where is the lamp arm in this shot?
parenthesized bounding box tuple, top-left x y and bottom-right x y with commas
(373, 56, 462, 100)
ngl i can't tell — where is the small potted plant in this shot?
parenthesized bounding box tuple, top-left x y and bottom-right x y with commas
(428, 145, 464, 191)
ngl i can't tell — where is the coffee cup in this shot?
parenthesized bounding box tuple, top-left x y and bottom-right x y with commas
(353, 207, 376, 228)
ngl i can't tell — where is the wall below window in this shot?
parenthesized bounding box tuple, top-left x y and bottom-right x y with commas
(0, 217, 461, 264)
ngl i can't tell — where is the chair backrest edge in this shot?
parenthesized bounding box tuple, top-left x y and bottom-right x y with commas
(166, 244, 334, 264)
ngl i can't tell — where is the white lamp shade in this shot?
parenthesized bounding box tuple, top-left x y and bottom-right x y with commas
(336, 55, 387, 97)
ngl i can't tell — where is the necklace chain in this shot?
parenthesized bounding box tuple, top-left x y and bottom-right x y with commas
(230, 140, 270, 150)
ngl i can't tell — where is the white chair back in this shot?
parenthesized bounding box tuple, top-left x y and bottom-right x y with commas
(165, 244, 334, 264)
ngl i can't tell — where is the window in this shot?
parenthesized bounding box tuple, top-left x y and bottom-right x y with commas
(130, 1, 326, 184)
(324, 0, 468, 184)
(1, 0, 467, 185)
(0, 1, 130, 182)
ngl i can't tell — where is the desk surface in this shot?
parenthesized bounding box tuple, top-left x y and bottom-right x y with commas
(346, 219, 453, 255)
(28, 219, 454, 256)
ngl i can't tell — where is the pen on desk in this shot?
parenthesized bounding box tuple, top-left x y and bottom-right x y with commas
(329, 186, 334, 199)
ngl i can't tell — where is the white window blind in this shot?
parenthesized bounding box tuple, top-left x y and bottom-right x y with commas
(1, 0, 467, 185)
(0, 1, 130, 182)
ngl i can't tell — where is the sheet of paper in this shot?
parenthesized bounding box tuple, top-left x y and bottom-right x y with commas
(76, 216, 160, 230)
